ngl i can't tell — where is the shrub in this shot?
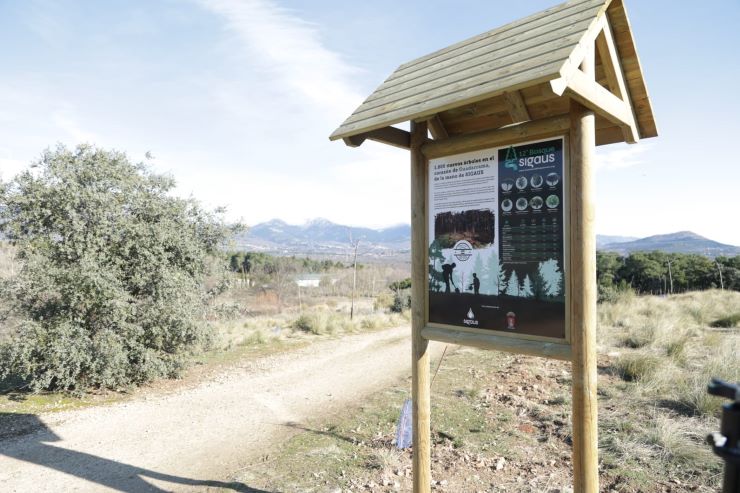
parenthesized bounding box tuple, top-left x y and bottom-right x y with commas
(615, 351, 661, 382)
(0, 145, 232, 392)
(709, 313, 740, 328)
(374, 291, 393, 312)
(390, 290, 411, 313)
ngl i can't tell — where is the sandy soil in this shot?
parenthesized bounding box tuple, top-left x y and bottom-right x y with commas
(0, 326, 444, 492)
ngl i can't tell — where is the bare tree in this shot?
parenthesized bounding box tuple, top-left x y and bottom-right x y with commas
(349, 234, 360, 320)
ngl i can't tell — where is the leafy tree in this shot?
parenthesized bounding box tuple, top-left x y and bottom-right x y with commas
(389, 278, 412, 291)
(596, 251, 622, 288)
(618, 251, 666, 293)
(0, 145, 233, 391)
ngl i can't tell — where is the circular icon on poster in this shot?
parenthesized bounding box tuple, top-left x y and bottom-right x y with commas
(501, 198, 513, 212)
(546, 194, 560, 209)
(546, 172, 560, 187)
(515, 176, 528, 190)
(530, 174, 543, 188)
(530, 196, 544, 210)
(453, 240, 473, 262)
(501, 179, 514, 192)
(516, 197, 528, 211)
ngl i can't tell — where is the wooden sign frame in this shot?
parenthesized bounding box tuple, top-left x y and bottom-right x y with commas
(421, 135, 573, 361)
(331, 2, 656, 491)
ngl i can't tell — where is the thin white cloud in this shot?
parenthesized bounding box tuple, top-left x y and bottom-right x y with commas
(595, 143, 652, 171)
(51, 110, 98, 144)
(197, 0, 364, 119)
(0, 157, 27, 180)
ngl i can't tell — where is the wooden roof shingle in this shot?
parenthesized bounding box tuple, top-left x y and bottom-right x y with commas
(330, 0, 656, 147)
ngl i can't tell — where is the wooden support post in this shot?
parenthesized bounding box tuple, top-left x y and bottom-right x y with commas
(410, 120, 431, 493)
(569, 44, 599, 493)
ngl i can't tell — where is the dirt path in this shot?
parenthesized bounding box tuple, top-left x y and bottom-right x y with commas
(0, 326, 445, 492)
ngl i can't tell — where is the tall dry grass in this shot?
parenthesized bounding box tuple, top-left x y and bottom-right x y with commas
(598, 289, 740, 416)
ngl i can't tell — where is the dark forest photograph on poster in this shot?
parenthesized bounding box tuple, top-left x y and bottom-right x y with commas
(428, 138, 566, 339)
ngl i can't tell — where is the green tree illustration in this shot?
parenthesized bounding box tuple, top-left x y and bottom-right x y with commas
(505, 270, 520, 297)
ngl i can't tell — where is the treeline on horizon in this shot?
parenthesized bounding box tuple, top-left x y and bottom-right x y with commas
(226, 251, 348, 277)
(597, 250, 739, 297)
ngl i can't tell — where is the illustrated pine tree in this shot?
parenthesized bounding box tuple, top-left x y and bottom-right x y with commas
(531, 270, 548, 300)
(472, 252, 485, 293)
(505, 270, 520, 297)
(428, 239, 445, 292)
(486, 251, 507, 295)
(538, 258, 564, 297)
(521, 274, 534, 297)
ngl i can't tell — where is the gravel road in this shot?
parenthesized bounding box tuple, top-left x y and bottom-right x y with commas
(0, 326, 444, 492)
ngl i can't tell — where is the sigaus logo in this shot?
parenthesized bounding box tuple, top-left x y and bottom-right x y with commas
(503, 146, 518, 171)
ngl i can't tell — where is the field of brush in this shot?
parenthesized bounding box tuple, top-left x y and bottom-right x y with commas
(230, 289, 740, 493)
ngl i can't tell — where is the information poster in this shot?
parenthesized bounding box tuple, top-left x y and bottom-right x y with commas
(428, 137, 566, 339)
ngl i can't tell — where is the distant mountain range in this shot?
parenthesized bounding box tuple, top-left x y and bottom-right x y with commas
(235, 218, 411, 258)
(236, 219, 740, 258)
(598, 231, 740, 257)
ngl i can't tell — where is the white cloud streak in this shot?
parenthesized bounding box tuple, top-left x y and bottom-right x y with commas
(197, 0, 364, 120)
(191, 0, 409, 227)
(595, 143, 652, 171)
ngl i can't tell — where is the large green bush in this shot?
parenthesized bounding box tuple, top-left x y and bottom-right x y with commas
(0, 145, 232, 391)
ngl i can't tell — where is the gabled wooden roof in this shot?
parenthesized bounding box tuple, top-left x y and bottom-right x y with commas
(330, 0, 656, 149)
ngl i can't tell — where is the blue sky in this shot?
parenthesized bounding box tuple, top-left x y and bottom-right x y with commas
(1, 0, 739, 245)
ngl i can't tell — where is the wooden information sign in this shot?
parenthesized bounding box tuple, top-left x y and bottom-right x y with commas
(424, 136, 571, 359)
(330, 1, 657, 491)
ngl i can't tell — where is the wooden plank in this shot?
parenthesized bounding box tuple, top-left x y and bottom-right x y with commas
(343, 11, 601, 136)
(422, 327, 572, 361)
(410, 120, 431, 493)
(342, 126, 411, 149)
(503, 90, 531, 123)
(595, 125, 624, 146)
(422, 114, 570, 159)
(329, 3, 617, 141)
(441, 97, 509, 124)
(607, 0, 658, 139)
(595, 20, 639, 143)
(569, 44, 599, 493)
(555, 14, 607, 88)
(347, 44, 575, 124)
(369, 17, 594, 102)
(426, 114, 448, 140)
(441, 83, 557, 125)
(330, 60, 563, 141)
(524, 97, 571, 122)
(443, 110, 511, 137)
(551, 68, 636, 132)
(392, 0, 605, 78)
(337, 51, 568, 134)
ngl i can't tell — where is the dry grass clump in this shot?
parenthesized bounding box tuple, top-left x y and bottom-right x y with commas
(292, 309, 407, 335)
(613, 350, 662, 381)
(600, 289, 740, 417)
